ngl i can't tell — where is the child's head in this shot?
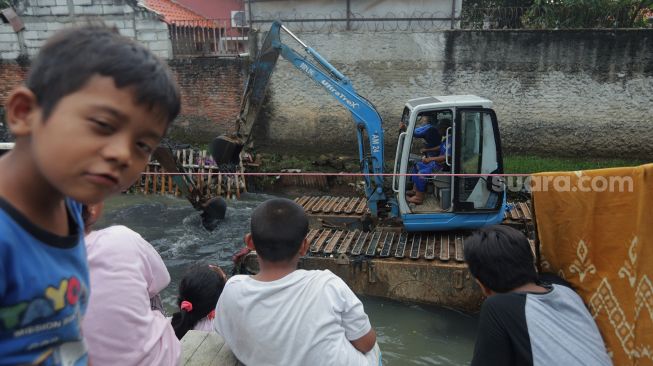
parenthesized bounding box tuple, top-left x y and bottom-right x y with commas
(171, 263, 226, 340)
(463, 225, 537, 293)
(26, 24, 180, 126)
(4, 24, 180, 204)
(247, 198, 309, 262)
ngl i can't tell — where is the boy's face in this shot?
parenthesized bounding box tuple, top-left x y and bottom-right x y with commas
(15, 75, 168, 204)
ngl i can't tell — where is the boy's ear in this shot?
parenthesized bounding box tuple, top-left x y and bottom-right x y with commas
(5, 86, 40, 137)
(298, 238, 309, 256)
(245, 233, 255, 250)
(475, 278, 494, 297)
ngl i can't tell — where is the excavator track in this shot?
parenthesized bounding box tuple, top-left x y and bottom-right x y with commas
(295, 195, 533, 225)
(237, 195, 537, 312)
(303, 228, 463, 262)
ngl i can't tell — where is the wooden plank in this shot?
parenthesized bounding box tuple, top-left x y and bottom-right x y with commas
(395, 233, 408, 258)
(365, 231, 382, 256)
(295, 196, 310, 206)
(510, 204, 521, 220)
(454, 234, 465, 262)
(379, 232, 394, 258)
(519, 202, 532, 220)
(323, 230, 344, 254)
(311, 229, 332, 253)
(355, 198, 367, 214)
(351, 232, 369, 256)
(529, 239, 537, 258)
(322, 197, 339, 213)
(303, 196, 320, 211)
(344, 197, 360, 214)
(439, 234, 450, 261)
(334, 197, 350, 213)
(410, 234, 422, 259)
(338, 230, 358, 254)
(305, 229, 320, 247)
(424, 233, 436, 260)
(312, 196, 331, 212)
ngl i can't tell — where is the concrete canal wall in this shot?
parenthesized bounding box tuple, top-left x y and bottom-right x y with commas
(1, 23, 651, 158)
(252, 29, 653, 159)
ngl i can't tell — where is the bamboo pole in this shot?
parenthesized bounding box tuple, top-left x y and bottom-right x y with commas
(143, 166, 150, 194)
(239, 155, 247, 193)
(217, 172, 222, 197)
(226, 175, 231, 200)
(160, 168, 166, 195)
(152, 166, 158, 193)
(235, 174, 241, 199)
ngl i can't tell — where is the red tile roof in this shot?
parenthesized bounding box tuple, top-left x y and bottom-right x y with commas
(142, 0, 219, 28)
(174, 0, 243, 20)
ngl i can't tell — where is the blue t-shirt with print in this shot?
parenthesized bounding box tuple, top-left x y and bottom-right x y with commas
(0, 198, 89, 366)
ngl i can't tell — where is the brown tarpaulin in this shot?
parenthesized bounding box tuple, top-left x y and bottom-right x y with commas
(533, 164, 653, 365)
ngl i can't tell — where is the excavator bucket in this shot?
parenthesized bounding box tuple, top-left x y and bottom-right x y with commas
(211, 22, 283, 165)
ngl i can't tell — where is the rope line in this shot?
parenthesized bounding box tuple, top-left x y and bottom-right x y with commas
(141, 171, 532, 177)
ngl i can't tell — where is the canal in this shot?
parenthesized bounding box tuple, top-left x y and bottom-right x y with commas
(97, 194, 479, 366)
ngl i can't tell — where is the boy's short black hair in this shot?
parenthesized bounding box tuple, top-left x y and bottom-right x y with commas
(463, 225, 537, 293)
(250, 198, 309, 262)
(26, 24, 180, 124)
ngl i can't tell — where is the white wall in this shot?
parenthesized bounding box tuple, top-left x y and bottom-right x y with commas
(247, 0, 461, 31)
(0, 0, 171, 60)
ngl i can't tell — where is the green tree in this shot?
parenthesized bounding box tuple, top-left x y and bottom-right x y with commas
(0, 0, 12, 8)
(462, 0, 652, 28)
(522, 0, 653, 28)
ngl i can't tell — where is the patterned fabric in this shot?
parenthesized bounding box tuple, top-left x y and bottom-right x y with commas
(533, 163, 653, 366)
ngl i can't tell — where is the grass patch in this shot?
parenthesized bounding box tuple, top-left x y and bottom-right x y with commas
(503, 155, 649, 174)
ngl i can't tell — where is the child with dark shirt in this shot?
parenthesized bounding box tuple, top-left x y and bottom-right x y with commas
(464, 225, 611, 366)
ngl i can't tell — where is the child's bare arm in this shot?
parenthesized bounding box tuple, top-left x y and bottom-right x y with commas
(350, 328, 376, 354)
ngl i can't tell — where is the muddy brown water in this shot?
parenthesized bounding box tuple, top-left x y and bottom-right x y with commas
(97, 194, 478, 365)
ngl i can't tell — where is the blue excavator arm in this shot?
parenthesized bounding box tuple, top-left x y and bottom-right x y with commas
(240, 21, 391, 216)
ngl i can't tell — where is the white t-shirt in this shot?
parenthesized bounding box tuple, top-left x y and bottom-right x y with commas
(214, 269, 374, 366)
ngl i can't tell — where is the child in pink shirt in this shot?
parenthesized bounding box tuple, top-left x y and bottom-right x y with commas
(171, 263, 227, 339)
(81, 203, 181, 366)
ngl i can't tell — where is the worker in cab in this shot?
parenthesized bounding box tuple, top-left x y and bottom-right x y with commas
(406, 118, 452, 205)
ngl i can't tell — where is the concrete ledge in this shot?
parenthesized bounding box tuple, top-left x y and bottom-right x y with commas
(180, 330, 243, 366)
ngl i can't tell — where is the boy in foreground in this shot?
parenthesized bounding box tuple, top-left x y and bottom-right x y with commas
(215, 198, 381, 366)
(0, 25, 180, 365)
(464, 225, 611, 366)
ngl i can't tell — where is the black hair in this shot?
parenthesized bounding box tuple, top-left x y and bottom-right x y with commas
(463, 225, 537, 293)
(171, 263, 226, 340)
(250, 198, 309, 262)
(26, 24, 180, 125)
(437, 118, 452, 129)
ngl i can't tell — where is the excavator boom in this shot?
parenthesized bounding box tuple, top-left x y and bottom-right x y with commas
(218, 21, 394, 217)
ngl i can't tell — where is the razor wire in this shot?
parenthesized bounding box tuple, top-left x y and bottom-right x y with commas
(244, 8, 652, 32)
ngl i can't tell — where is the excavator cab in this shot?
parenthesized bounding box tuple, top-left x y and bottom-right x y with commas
(393, 95, 507, 231)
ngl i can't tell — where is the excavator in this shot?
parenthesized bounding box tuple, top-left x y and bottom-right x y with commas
(211, 21, 531, 311)
(216, 21, 507, 232)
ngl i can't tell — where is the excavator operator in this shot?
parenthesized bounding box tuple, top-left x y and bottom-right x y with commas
(407, 118, 452, 205)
